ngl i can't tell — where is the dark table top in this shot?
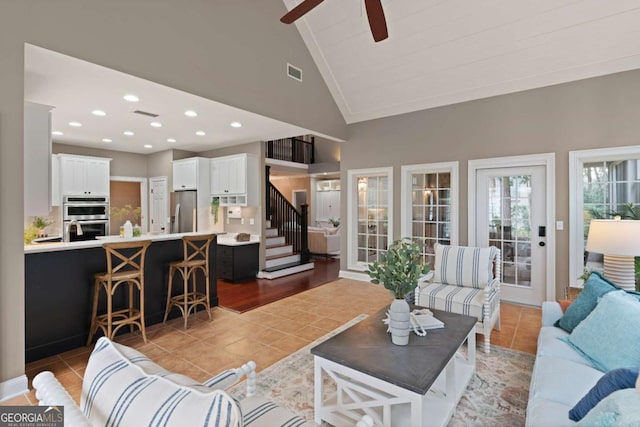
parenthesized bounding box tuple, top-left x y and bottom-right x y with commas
(310, 305, 477, 394)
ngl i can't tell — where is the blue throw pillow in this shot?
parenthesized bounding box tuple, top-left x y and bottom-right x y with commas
(562, 290, 640, 372)
(555, 272, 619, 333)
(569, 368, 639, 421)
(575, 389, 640, 427)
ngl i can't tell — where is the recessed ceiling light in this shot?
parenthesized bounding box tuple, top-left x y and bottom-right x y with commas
(167, 138, 177, 143)
(150, 121, 162, 128)
(68, 121, 82, 127)
(102, 138, 112, 143)
(230, 121, 242, 128)
(143, 144, 153, 148)
(123, 94, 139, 102)
(123, 131, 134, 136)
(195, 130, 206, 136)
(92, 110, 107, 116)
(52, 131, 64, 136)
(184, 110, 198, 117)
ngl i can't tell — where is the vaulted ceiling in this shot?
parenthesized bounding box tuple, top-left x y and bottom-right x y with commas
(283, 0, 640, 123)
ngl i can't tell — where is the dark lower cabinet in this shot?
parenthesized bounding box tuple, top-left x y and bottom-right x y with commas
(217, 243, 259, 282)
(25, 238, 218, 362)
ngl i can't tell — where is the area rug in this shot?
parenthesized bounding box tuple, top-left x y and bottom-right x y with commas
(229, 315, 535, 426)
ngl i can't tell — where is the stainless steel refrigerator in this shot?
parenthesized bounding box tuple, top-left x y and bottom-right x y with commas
(170, 190, 197, 233)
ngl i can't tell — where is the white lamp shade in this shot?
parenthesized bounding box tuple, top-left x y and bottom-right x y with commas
(586, 219, 640, 256)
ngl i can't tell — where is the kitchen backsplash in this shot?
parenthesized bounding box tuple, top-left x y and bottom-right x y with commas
(224, 206, 261, 235)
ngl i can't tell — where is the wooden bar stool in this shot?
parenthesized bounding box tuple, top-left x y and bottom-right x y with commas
(87, 240, 152, 345)
(163, 234, 216, 329)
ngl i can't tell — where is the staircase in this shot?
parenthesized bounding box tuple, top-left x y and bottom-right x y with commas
(257, 220, 314, 279)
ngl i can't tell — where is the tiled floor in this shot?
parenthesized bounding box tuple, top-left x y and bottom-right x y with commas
(2, 278, 541, 406)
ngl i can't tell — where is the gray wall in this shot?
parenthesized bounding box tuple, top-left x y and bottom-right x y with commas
(341, 69, 640, 298)
(147, 150, 173, 180)
(314, 136, 341, 163)
(0, 0, 344, 388)
(53, 143, 148, 177)
(199, 141, 262, 158)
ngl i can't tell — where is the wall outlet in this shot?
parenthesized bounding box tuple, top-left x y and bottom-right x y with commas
(249, 218, 255, 225)
(241, 218, 245, 225)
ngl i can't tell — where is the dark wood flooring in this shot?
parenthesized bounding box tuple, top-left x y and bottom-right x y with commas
(217, 258, 340, 312)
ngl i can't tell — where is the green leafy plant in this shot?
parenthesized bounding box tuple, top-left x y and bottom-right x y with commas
(24, 226, 38, 244)
(588, 202, 640, 220)
(366, 238, 430, 299)
(32, 216, 52, 229)
(210, 197, 220, 224)
(328, 217, 340, 227)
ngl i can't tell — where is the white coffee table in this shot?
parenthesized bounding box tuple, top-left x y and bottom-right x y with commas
(310, 307, 477, 427)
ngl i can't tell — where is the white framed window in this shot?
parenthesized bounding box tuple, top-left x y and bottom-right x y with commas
(400, 162, 459, 267)
(347, 167, 393, 271)
(569, 145, 640, 286)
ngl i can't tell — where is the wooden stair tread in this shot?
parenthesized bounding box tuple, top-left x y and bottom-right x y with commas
(265, 243, 290, 249)
(265, 252, 296, 260)
(262, 261, 313, 273)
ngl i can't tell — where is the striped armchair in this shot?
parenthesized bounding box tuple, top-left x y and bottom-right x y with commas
(33, 337, 374, 427)
(415, 244, 501, 353)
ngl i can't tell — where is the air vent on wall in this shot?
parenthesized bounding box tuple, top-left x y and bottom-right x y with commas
(287, 63, 302, 82)
(133, 110, 159, 118)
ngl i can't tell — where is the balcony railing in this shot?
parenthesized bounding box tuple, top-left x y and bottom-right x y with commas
(266, 137, 314, 164)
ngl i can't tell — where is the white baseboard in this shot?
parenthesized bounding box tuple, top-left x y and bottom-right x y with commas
(0, 375, 28, 402)
(338, 270, 372, 282)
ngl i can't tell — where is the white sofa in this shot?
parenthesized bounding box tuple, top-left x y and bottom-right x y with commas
(525, 301, 605, 426)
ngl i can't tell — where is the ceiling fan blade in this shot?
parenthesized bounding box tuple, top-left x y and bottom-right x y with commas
(281, 0, 325, 24)
(364, 0, 388, 42)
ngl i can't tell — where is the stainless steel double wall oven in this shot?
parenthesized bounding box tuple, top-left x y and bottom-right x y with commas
(62, 196, 109, 241)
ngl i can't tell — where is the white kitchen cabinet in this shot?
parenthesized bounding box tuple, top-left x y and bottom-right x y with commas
(51, 154, 60, 206)
(173, 157, 204, 191)
(210, 153, 258, 206)
(24, 102, 54, 216)
(85, 158, 111, 195)
(58, 154, 111, 196)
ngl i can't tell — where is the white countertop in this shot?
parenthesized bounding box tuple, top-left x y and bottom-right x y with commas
(24, 232, 227, 254)
(216, 233, 261, 246)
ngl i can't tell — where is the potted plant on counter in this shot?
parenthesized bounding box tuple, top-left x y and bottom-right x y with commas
(32, 216, 53, 238)
(366, 238, 430, 345)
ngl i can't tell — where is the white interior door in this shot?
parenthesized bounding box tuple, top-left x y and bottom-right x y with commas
(149, 177, 168, 234)
(475, 166, 546, 306)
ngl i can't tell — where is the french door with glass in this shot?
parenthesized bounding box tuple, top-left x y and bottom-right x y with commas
(475, 166, 546, 306)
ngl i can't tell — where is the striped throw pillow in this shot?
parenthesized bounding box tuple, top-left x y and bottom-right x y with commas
(432, 244, 497, 289)
(81, 337, 242, 427)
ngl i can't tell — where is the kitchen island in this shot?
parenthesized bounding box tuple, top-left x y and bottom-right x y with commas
(24, 232, 223, 362)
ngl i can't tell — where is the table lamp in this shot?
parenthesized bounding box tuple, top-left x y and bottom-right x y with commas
(586, 219, 640, 291)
